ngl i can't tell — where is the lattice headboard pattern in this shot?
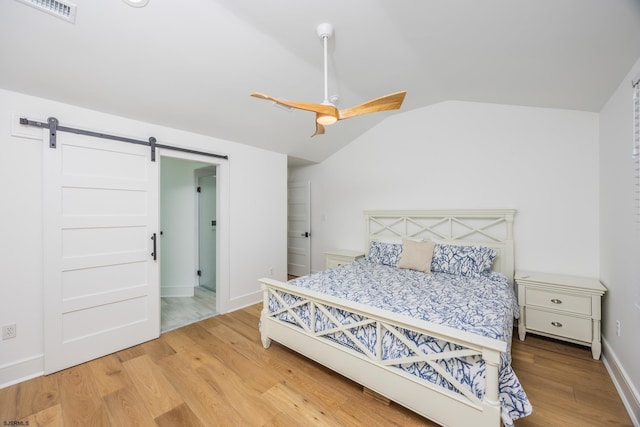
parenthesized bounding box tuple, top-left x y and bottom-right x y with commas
(364, 209, 517, 283)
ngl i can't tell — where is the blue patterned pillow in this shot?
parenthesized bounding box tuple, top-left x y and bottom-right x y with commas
(430, 244, 496, 277)
(367, 241, 403, 266)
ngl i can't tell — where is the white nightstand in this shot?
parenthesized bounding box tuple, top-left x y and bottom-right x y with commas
(515, 271, 607, 359)
(325, 249, 365, 269)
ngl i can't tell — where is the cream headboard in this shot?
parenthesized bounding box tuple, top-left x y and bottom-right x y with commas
(364, 209, 517, 284)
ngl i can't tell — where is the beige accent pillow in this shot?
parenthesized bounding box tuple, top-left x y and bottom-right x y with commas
(397, 239, 435, 272)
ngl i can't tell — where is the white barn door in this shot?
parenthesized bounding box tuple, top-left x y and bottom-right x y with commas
(43, 132, 159, 374)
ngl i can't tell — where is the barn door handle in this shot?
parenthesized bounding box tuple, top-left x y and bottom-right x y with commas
(151, 233, 157, 260)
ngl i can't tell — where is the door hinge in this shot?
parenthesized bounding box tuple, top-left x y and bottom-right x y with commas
(197, 270, 202, 277)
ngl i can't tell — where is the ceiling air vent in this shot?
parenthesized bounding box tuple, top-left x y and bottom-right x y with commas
(15, 0, 77, 23)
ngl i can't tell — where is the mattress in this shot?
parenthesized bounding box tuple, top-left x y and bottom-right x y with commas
(272, 258, 532, 426)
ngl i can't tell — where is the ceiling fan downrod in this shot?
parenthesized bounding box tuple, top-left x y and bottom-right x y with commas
(315, 23, 337, 126)
(316, 23, 334, 106)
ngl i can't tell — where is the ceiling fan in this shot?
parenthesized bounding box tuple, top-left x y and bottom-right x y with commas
(251, 23, 407, 137)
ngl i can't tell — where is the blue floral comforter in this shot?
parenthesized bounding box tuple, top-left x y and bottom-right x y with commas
(279, 258, 532, 426)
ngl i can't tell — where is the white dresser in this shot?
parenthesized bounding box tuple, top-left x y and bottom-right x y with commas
(325, 249, 365, 269)
(515, 271, 607, 359)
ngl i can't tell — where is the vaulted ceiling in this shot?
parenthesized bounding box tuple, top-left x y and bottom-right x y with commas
(2, 0, 640, 164)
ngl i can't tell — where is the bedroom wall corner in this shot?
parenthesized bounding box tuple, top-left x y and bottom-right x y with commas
(599, 54, 640, 425)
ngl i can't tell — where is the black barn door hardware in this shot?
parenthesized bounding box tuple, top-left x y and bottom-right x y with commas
(19, 116, 229, 162)
(151, 233, 157, 261)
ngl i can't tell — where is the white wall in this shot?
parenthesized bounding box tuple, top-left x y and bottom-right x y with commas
(599, 57, 640, 424)
(0, 88, 287, 387)
(291, 101, 600, 277)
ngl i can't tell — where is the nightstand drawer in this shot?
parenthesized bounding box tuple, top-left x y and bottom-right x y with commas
(525, 288, 591, 315)
(525, 307, 592, 342)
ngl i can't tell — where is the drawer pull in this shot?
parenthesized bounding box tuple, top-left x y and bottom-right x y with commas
(551, 321, 563, 328)
(550, 298, 562, 304)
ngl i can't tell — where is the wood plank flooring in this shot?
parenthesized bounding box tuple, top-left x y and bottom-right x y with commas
(0, 304, 633, 426)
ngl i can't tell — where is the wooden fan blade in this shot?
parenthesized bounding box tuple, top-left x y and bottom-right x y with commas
(250, 92, 338, 117)
(338, 91, 406, 120)
(311, 117, 325, 137)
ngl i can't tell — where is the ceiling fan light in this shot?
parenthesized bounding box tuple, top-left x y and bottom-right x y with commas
(316, 114, 337, 126)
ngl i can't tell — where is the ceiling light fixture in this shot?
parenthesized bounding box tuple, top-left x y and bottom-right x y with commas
(316, 113, 337, 126)
(122, 0, 149, 7)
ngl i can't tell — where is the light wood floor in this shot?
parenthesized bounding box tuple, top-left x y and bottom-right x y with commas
(161, 286, 217, 332)
(0, 304, 632, 426)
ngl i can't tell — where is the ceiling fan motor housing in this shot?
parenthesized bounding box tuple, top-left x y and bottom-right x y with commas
(316, 23, 334, 39)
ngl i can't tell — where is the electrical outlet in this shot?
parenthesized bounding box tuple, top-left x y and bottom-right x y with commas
(616, 320, 621, 337)
(2, 324, 16, 340)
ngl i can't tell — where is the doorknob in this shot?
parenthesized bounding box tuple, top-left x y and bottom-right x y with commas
(301, 232, 310, 238)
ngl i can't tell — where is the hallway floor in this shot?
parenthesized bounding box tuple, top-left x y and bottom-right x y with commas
(160, 286, 217, 332)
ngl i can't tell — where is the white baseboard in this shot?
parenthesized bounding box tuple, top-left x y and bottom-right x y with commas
(602, 338, 640, 426)
(161, 285, 195, 297)
(227, 290, 262, 313)
(0, 354, 43, 389)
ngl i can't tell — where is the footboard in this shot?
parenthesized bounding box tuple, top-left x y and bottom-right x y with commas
(259, 277, 506, 427)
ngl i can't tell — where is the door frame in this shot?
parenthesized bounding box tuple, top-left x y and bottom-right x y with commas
(160, 150, 229, 315)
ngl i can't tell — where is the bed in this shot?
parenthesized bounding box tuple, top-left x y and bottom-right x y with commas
(259, 209, 532, 426)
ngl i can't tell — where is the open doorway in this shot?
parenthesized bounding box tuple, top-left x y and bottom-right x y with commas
(159, 157, 218, 332)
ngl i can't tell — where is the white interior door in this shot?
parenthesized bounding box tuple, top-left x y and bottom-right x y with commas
(287, 181, 311, 276)
(198, 174, 216, 291)
(43, 131, 159, 374)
